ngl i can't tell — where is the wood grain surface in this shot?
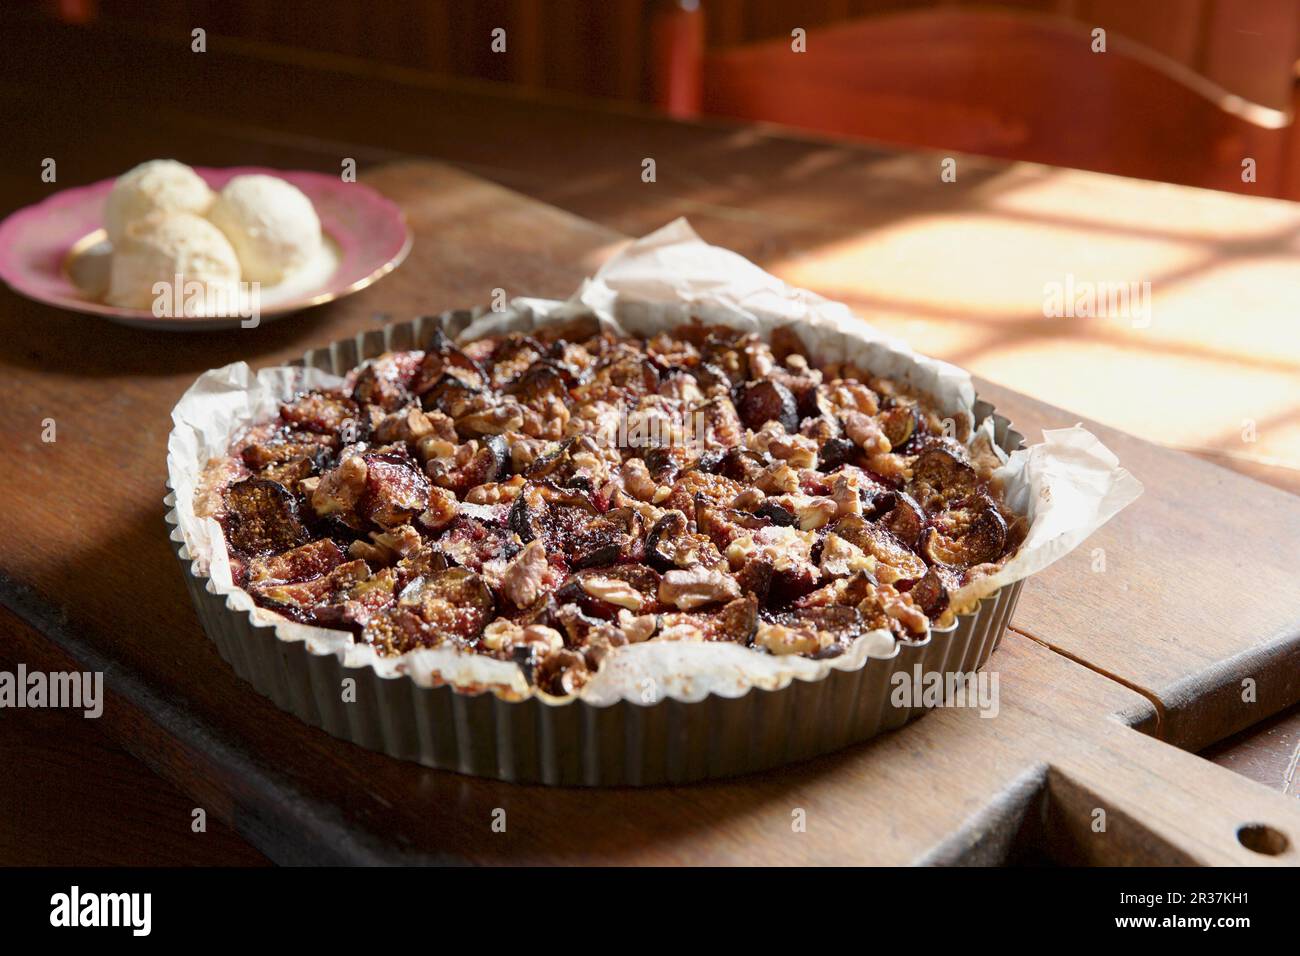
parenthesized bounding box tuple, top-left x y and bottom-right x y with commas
(3, 158, 1299, 865)
(0, 608, 269, 866)
(2, 13, 1300, 864)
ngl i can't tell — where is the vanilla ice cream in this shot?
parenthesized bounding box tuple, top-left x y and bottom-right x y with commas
(208, 174, 322, 284)
(103, 160, 214, 245)
(107, 212, 241, 313)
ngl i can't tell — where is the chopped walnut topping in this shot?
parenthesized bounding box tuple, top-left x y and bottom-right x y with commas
(617, 609, 659, 643)
(416, 486, 459, 530)
(786, 495, 838, 531)
(375, 405, 437, 444)
(877, 584, 929, 637)
(843, 411, 890, 455)
(580, 574, 646, 611)
(415, 435, 457, 463)
(521, 625, 565, 653)
(348, 528, 418, 565)
(311, 453, 367, 517)
(755, 621, 825, 656)
(464, 474, 525, 504)
(500, 540, 550, 609)
(621, 457, 658, 501)
(820, 533, 875, 577)
(659, 566, 741, 610)
(457, 403, 524, 436)
(481, 618, 521, 652)
(756, 462, 801, 495)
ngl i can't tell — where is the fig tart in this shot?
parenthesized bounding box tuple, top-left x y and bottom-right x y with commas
(196, 318, 1025, 700)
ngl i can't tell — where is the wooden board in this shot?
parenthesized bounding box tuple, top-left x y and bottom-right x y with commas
(3, 159, 1300, 865)
(979, 382, 1300, 751)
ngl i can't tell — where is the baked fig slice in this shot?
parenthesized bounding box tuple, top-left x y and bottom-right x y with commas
(717, 447, 770, 484)
(436, 514, 513, 572)
(280, 392, 360, 436)
(831, 514, 927, 583)
(754, 500, 797, 527)
(419, 372, 485, 418)
(363, 567, 495, 654)
(223, 477, 309, 557)
(247, 538, 345, 585)
(921, 500, 1008, 569)
(351, 352, 423, 411)
(258, 456, 318, 490)
(796, 383, 836, 424)
(904, 567, 951, 618)
(506, 482, 549, 544)
(252, 558, 370, 614)
(909, 445, 978, 512)
(508, 481, 628, 567)
(688, 361, 733, 395)
(692, 397, 746, 448)
(817, 437, 857, 472)
(467, 433, 511, 484)
(695, 499, 771, 552)
(524, 436, 596, 483)
(736, 380, 799, 433)
(430, 435, 510, 496)
(360, 451, 431, 529)
(487, 334, 546, 386)
(553, 602, 605, 648)
(776, 605, 864, 645)
(597, 352, 661, 395)
(878, 403, 920, 452)
(869, 490, 927, 550)
(570, 508, 640, 571)
(413, 327, 486, 393)
(314, 566, 399, 631)
(503, 359, 573, 410)
(733, 558, 775, 603)
(703, 593, 759, 643)
(642, 444, 696, 484)
(241, 433, 333, 471)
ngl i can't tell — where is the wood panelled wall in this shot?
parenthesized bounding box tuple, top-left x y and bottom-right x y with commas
(63, 1, 1300, 113)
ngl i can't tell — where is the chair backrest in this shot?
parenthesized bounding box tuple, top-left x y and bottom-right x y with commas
(703, 8, 1292, 194)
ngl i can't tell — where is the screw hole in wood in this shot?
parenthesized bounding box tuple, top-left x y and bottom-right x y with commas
(1236, 824, 1289, 856)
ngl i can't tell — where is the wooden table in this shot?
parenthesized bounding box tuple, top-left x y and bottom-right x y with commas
(2, 14, 1299, 865)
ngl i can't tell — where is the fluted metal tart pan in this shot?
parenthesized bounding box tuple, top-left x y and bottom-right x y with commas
(165, 311, 1026, 786)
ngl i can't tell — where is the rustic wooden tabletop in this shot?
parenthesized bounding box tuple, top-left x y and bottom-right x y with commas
(1, 13, 1298, 865)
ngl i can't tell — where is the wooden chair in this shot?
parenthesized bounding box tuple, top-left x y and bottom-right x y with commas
(697, 7, 1294, 196)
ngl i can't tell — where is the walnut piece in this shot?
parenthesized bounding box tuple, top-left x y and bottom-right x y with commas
(580, 574, 646, 611)
(658, 567, 741, 610)
(500, 540, 550, 609)
(311, 453, 367, 517)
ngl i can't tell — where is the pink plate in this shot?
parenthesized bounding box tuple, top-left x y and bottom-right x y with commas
(0, 166, 412, 330)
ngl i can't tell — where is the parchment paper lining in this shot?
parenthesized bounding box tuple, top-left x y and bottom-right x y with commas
(167, 219, 1142, 707)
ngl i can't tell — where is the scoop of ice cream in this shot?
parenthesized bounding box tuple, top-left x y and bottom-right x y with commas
(103, 160, 214, 245)
(107, 212, 241, 313)
(208, 174, 322, 284)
